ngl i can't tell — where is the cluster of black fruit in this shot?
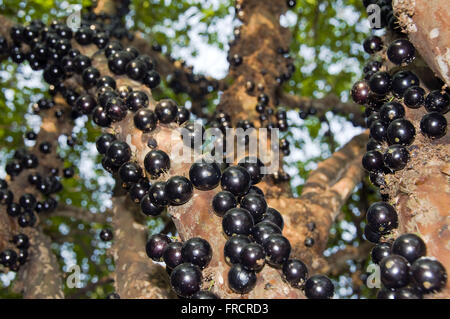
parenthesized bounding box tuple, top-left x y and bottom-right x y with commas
(146, 234, 218, 299)
(371, 232, 447, 299)
(353, 37, 448, 187)
(354, 0, 449, 298)
(0, 230, 30, 273)
(213, 160, 334, 299)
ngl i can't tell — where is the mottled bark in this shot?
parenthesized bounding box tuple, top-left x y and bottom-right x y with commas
(110, 196, 175, 299)
(14, 229, 64, 298)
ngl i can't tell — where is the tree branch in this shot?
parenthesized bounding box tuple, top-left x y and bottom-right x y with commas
(268, 132, 369, 272)
(110, 196, 175, 299)
(13, 229, 64, 298)
(279, 93, 366, 127)
(42, 205, 110, 224)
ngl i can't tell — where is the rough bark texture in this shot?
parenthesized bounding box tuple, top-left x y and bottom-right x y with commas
(393, 0, 450, 86)
(381, 98, 450, 291)
(14, 229, 64, 298)
(110, 196, 175, 299)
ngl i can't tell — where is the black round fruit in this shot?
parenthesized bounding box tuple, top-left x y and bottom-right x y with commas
(351, 81, 370, 105)
(251, 221, 282, 245)
(238, 156, 264, 185)
(175, 106, 190, 125)
(93, 106, 111, 127)
(221, 166, 251, 196)
(170, 263, 202, 298)
(39, 141, 52, 154)
(228, 263, 257, 294)
(380, 254, 410, 289)
(387, 39, 415, 65)
(282, 259, 308, 288)
(155, 99, 178, 124)
(261, 207, 284, 231)
(7, 203, 22, 217)
(240, 194, 267, 223)
(304, 275, 334, 299)
(392, 233, 426, 264)
(165, 176, 193, 206)
(424, 90, 449, 114)
(263, 234, 291, 267)
(240, 243, 266, 271)
(387, 119, 415, 146)
(363, 36, 383, 54)
(362, 150, 384, 172)
(379, 102, 405, 123)
(222, 208, 254, 237)
(189, 161, 221, 191)
(126, 91, 149, 111)
(19, 193, 36, 210)
(105, 97, 128, 122)
(370, 120, 388, 142)
(100, 229, 113, 242)
(383, 144, 409, 171)
(106, 141, 131, 166)
(146, 234, 171, 261)
(410, 257, 447, 293)
(391, 71, 419, 98)
(420, 112, 447, 139)
(119, 162, 143, 184)
(96, 133, 116, 155)
(144, 150, 170, 178)
(108, 51, 133, 75)
(134, 109, 157, 132)
(369, 72, 391, 96)
(212, 191, 237, 217)
(366, 202, 398, 234)
(12, 233, 29, 249)
(126, 59, 148, 81)
(364, 225, 381, 243)
(75, 26, 94, 45)
(0, 249, 17, 267)
(181, 237, 212, 269)
(371, 242, 392, 264)
(163, 242, 183, 269)
(404, 86, 425, 109)
(140, 194, 164, 216)
(75, 94, 97, 115)
(224, 235, 251, 265)
(366, 138, 383, 152)
(148, 181, 169, 207)
(143, 70, 161, 89)
(82, 66, 100, 88)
